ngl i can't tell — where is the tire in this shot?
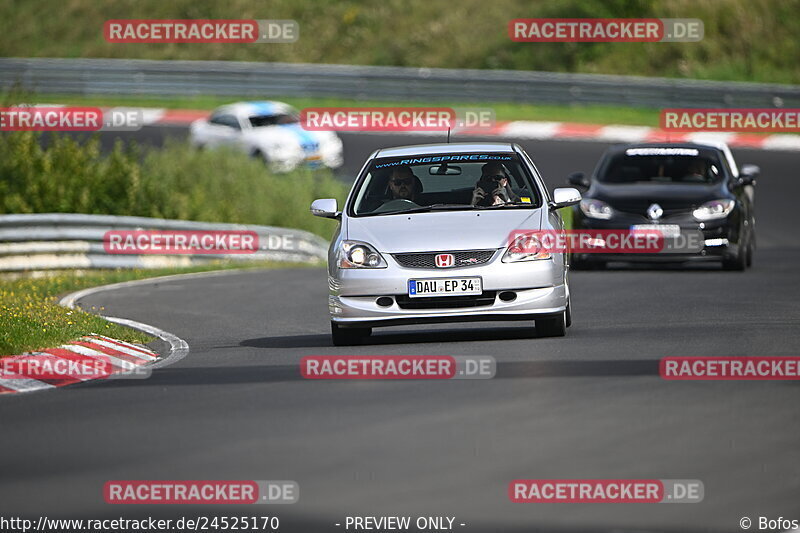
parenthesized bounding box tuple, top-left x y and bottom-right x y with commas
(254, 149, 282, 171)
(722, 238, 748, 271)
(565, 301, 572, 328)
(535, 311, 567, 338)
(331, 322, 372, 346)
(746, 237, 754, 268)
(572, 258, 606, 271)
(570, 255, 587, 270)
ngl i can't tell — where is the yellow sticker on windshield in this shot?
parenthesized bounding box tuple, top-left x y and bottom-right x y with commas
(521, 197, 531, 203)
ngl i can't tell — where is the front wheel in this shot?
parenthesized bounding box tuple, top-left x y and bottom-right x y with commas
(722, 238, 748, 271)
(565, 300, 572, 328)
(331, 322, 372, 346)
(571, 256, 606, 271)
(535, 311, 567, 338)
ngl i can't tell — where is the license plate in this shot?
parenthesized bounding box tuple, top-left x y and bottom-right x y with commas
(408, 277, 482, 297)
(630, 224, 681, 238)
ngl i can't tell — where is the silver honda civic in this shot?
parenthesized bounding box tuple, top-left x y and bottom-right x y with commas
(311, 142, 581, 345)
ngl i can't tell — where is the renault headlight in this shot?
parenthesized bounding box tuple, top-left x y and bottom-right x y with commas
(692, 199, 734, 221)
(580, 198, 614, 220)
(338, 240, 387, 269)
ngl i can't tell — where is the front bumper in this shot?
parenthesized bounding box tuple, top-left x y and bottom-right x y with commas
(572, 247, 735, 263)
(329, 253, 568, 327)
(267, 146, 343, 171)
(572, 211, 740, 263)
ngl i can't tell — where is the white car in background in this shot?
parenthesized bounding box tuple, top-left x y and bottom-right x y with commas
(189, 101, 343, 172)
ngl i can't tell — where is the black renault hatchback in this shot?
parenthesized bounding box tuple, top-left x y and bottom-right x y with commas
(568, 142, 758, 270)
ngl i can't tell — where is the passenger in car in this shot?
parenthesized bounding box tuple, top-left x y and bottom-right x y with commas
(471, 162, 519, 206)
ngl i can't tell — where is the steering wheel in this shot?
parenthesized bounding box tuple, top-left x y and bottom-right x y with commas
(373, 199, 421, 213)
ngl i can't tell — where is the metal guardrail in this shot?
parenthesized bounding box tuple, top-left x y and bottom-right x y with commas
(0, 213, 328, 271)
(2, 57, 800, 108)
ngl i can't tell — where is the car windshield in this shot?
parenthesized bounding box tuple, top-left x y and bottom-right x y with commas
(597, 147, 725, 184)
(350, 152, 540, 216)
(249, 113, 299, 127)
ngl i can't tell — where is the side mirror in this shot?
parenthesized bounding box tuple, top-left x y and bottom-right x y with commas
(550, 187, 582, 209)
(567, 171, 590, 189)
(739, 164, 760, 186)
(310, 198, 340, 218)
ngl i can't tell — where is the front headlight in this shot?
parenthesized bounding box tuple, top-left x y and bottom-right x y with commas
(579, 198, 614, 220)
(338, 240, 387, 269)
(692, 199, 735, 221)
(502, 235, 552, 263)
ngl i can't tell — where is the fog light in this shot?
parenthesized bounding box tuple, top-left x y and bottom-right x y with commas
(376, 297, 394, 307)
(499, 291, 517, 302)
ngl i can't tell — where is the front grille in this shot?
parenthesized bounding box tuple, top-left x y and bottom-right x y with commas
(616, 207, 691, 218)
(395, 291, 497, 310)
(609, 201, 693, 218)
(392, 249, 497, 269)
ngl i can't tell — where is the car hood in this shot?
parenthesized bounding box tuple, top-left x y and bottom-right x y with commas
(345, 209, 542, 253)
(589, 182, 728, 210)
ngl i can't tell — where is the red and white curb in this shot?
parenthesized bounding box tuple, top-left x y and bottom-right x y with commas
(0, 273, 194, 396)
(119, 107, 800, 152)
(33, 104, 800, 151)
(0, 335, 159, 394)
(398, 119, 800, 151)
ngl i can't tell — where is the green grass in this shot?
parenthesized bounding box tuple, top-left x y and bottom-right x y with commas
(559, 207, 574, 230)
(0, 131, 349, 240)
(1, 0, 798, 84)
(31, 93, 662, 127)
(0, 261, 314, 356)
(0, 124, 342, 355)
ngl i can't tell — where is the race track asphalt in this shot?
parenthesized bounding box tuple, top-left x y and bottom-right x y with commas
(2, 129, 798, 532)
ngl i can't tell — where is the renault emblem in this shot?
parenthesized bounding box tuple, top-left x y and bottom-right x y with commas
(647, 203, 663, 221)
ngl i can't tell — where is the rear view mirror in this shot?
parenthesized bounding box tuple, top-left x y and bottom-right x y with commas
(567, 171, 590, 189)
(429, 164, 461, 175)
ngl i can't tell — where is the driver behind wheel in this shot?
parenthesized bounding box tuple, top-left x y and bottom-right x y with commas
(681, 159, 708, 183)
(387, 166, 421, 202)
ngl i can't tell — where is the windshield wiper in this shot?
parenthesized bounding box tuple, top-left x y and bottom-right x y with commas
(386, 203, 478, 215)
(478, 202, 531, 209)
(364, 202, 532, 216)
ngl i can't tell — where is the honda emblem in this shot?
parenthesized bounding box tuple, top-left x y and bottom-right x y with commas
(435, 253, 455, 268)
